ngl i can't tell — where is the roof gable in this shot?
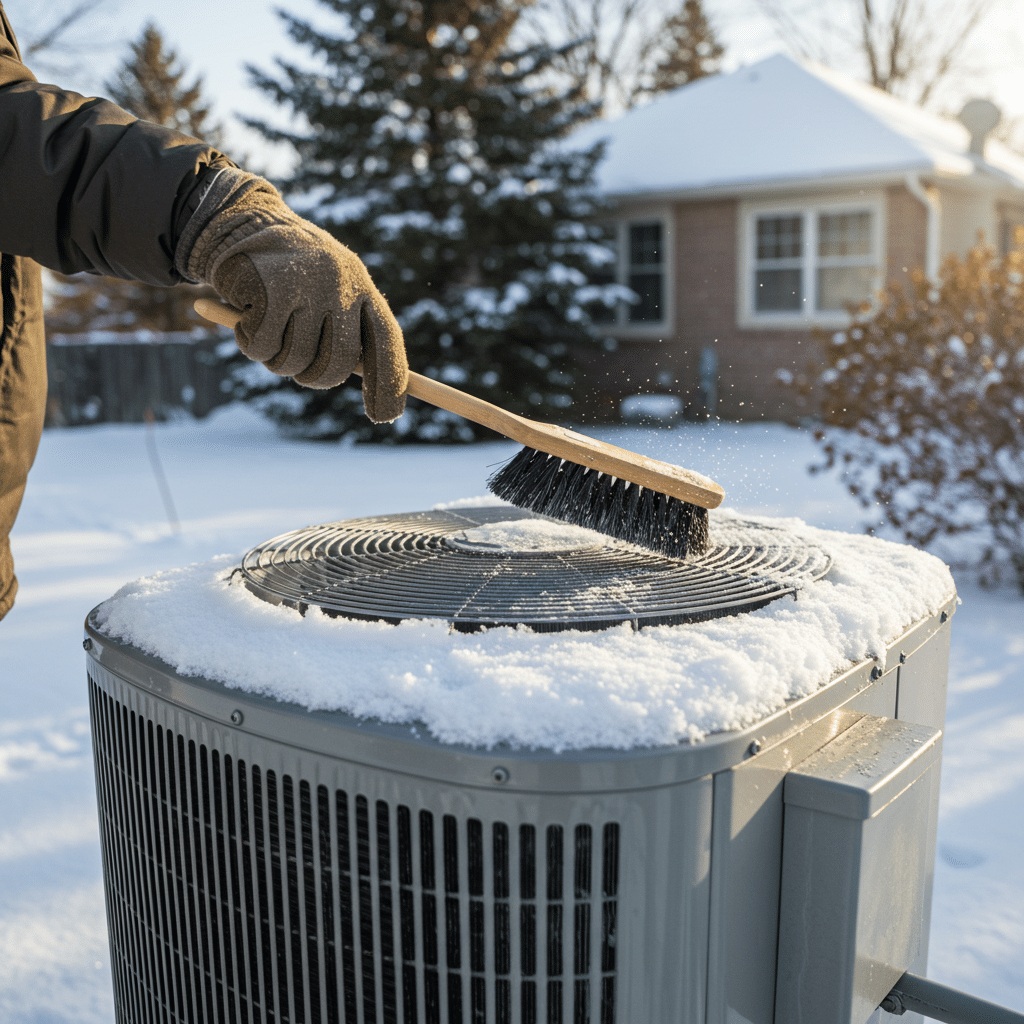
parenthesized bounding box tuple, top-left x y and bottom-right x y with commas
(573, 53, 1024, 197)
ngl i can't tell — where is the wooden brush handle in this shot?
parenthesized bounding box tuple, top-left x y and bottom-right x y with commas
(196, 298, 725, 509)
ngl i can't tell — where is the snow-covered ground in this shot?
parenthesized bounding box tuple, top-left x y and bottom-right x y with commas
(1, 406, 1021, 1021)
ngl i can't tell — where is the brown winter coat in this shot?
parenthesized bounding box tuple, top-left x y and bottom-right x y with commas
(0, 2, 233, 618)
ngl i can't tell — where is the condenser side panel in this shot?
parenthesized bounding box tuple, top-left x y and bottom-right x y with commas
(705, 709, 864, 1024)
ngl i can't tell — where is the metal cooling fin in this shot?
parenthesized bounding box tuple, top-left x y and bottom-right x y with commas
(239, 507, 832, 633)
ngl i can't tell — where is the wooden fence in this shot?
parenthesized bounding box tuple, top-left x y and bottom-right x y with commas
(45, 329, 237, 427)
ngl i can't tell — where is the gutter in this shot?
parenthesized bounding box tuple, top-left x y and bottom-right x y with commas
(604, 168, 915, 206)
(903, 174, 941, 282)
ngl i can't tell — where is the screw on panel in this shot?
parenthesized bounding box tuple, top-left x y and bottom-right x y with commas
(491, 766, 510, 784)
(230, 710, 244, 726)
(747, 740, 761, 757)
(82, 638, 93, 651)
(871, 665, 883, 680)
(899, 651, 908, 664)
(940, 610, 948, 623)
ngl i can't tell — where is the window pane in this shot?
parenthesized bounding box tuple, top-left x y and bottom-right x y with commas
(818, 212, 871, 257)
(628, 272, 662, 321)
(629, 223, 662, 267)
(756, 216, 802, 260)
(755, 268, 802, 311)
(816, 266, 874, 311)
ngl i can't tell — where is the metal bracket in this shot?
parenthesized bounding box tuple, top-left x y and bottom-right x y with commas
(880, 973, 1024, 1024)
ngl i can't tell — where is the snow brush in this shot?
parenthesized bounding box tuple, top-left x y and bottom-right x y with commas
(196, 298, 724, 558)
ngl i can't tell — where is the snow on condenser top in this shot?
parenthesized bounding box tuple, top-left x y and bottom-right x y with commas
(570, 53, 1024, 197)
(94, 510, 955, 753)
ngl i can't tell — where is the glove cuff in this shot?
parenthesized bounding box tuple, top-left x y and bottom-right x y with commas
(174, 168, 281, 283)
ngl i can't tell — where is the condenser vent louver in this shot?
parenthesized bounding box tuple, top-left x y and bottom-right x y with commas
(89, 683, 623, 1024)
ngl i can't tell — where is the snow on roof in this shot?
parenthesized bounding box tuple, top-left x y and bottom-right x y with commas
(571, 53, 1024, 197)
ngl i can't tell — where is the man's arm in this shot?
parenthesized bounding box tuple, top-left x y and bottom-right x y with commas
(0, 2, 233, 285)
(0, 1, 407, 422)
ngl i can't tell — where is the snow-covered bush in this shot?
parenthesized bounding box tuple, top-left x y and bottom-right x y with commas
(807, 237, 1024, 591)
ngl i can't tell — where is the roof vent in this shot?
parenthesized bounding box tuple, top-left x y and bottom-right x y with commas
(958, 98, 1001, 156)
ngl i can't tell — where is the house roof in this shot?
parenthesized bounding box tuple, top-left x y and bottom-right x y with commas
(571, 53, 1024, 199)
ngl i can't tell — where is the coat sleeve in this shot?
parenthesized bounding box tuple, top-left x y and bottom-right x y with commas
(0, 3, 235, 286)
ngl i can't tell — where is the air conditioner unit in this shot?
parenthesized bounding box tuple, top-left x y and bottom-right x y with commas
(85, 507, 952, 1024)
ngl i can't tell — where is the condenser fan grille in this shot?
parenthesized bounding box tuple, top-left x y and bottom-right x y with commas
(238, 508, 831, 632)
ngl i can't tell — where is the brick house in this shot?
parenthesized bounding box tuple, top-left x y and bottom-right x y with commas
(573, 53, 1024, 421)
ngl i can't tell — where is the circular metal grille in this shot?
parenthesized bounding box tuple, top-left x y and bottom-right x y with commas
(239, 507, 832, 632)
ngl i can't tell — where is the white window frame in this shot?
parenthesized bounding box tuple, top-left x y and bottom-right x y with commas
(598, 211, 675, 336)
(737, 194, 885, 328)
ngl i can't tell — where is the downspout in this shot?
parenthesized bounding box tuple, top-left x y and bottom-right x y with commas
(904, 174, 941, 282)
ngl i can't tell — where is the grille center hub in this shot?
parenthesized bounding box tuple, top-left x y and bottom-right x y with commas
(443, 518, 605, 557)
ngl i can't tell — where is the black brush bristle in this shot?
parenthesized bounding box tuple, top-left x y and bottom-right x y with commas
(487, 446, 710, 559)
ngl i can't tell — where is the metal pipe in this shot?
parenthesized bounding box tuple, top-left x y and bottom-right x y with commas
(904, 174, 941, 282)
(881, 972, 1024, 1024)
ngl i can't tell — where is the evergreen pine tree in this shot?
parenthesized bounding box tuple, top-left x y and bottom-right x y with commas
(241, 0, 613, 443)
(45, 24, 223, 335)
(107, 24, 224, 146)
(644, 0, 724, 98)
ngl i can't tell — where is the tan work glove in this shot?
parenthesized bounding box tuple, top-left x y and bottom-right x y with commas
(177, 170, 408, 423)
